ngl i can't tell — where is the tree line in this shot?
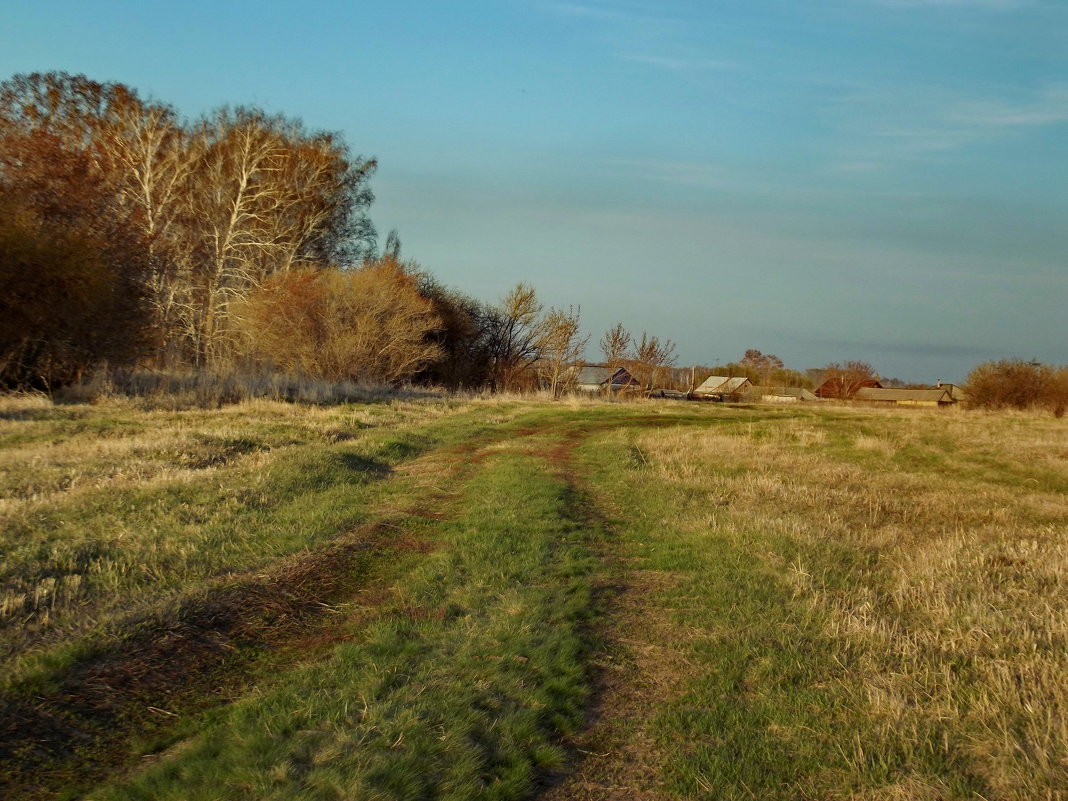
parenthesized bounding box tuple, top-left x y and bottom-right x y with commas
(2, 72, 1063, 408)
(0, 72, 682, 394)
(0, 72, 375, 386)
(0, 72, 690, 394)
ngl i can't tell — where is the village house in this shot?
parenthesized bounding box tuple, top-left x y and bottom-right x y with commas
(575, 365, 640, 394)
(694, 376, 753, 401)
(853, 387, 955, 407)
(935, 382, 968, 402)
(741, 385, 818, 403)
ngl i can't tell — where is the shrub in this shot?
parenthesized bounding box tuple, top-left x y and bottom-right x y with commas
(965, 359, 1068, 416)
(242, 258, 442, 385)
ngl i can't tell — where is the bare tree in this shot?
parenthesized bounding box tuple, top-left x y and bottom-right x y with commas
(488, 283, 547, 392)
(599, 322, 632, 396)
(816, 361, 878, 399)
(537, 306, 589, 398)
(628, 333, 677, 392)
(739, 349, 784, 385)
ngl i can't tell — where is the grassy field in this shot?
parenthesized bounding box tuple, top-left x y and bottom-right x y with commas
(1, 394, 1066, 799)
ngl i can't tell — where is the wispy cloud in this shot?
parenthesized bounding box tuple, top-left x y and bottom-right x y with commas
(542, 1, 677, 26)
(827, 81, 1068, 171)
(829, 161, 888, 174)
(877, 84, 1068, 154)
(621, 53, 738, 72)
(947, 83, 1068, 127)
(603, 158, 726, 188)
(541, 1, 734, 78)
(873, 0, 1031, 9)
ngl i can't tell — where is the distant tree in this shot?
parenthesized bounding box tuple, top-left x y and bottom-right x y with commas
(804, 367, 825, 387)
(628, 333, 677, 391)
(599, 323, 632, 395)
(488, 283, 547, 392)
(414, 272, 498, 389)
(383, 229, 402, 260)
(816, 361, 879, 399)
(537, 306, 589, 398)
(739, 349, 785, 384)
(1049, 368, 1068, 418)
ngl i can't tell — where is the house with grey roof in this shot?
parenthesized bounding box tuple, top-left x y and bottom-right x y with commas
(741, 385, 818, 403)
(693, 376, 753, 400)
(575, 365, 640, 394)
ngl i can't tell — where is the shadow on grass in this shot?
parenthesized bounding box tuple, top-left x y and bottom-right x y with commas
(339, 451, 394, 478)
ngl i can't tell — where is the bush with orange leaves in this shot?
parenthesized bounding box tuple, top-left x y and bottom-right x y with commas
(966, 359, 1068, 417)
(242, 257, 443, 385)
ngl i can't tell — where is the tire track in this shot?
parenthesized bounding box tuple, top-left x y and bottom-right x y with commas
(540, 423, 690, 801)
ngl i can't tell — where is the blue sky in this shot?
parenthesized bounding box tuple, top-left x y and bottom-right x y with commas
(3, 0, 1066, 381)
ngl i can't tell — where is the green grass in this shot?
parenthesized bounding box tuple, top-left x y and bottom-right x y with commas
(93, 444, 596, 801)
(3, 397, 1067, 800)
(579, 437, 982, 797)
(0, 399, 524, 664)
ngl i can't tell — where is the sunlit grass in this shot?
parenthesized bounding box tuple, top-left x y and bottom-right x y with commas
(4, 396, 1066, 799)
(93, 444, 596, 801)
(0, 396, 522, 672)
(579, 404, 1068, 798)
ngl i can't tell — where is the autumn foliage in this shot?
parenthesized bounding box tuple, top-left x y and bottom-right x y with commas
(5, 71, 1058, 401)
(966, 359, 1068, 417)
(0, 72, 377, 381)
(242, 259, 442, 385)
(0, 132, 152, 389)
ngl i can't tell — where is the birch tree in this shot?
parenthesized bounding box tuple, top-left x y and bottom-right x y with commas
(0, 72, 379, 369)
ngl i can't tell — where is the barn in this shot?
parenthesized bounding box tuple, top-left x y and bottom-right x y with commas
(853, 387, 955, 407)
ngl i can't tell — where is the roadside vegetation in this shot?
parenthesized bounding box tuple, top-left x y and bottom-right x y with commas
(2, 393, 1067, 799)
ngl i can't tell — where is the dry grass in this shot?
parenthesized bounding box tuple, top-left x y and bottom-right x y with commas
(6, 394, 1067, 798)
(0, 393, 498, 664)
(635, 406, 1068, 798)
